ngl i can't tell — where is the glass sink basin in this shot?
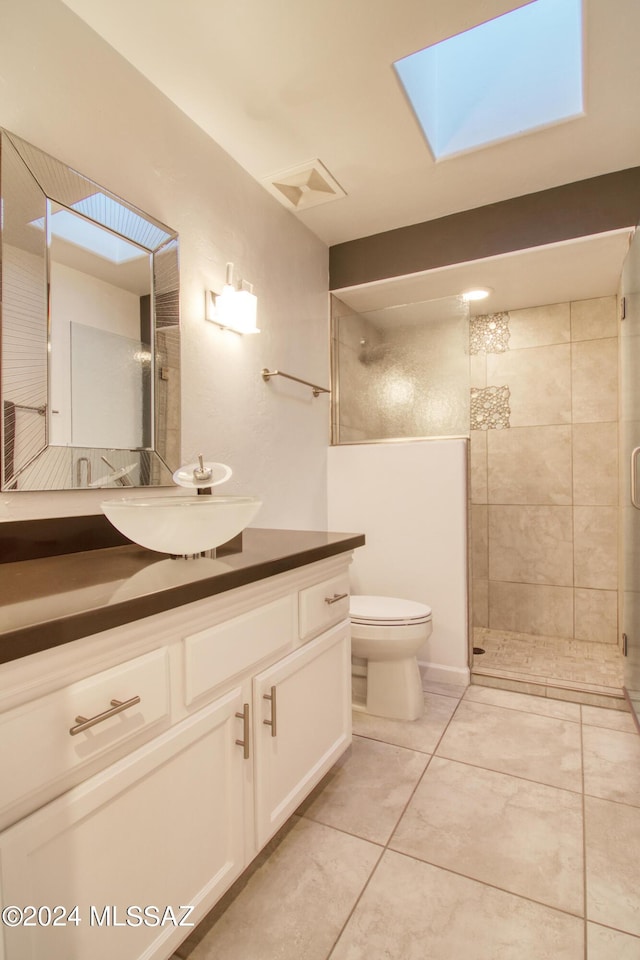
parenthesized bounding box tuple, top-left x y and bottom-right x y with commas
(101, 495, 262, 556)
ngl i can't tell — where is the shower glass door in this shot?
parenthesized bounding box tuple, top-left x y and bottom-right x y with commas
(621, 225, 640, 726)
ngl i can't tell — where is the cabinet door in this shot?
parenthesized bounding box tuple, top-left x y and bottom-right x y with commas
(0, 688, 248, 960)
(253, 621, 352, 849)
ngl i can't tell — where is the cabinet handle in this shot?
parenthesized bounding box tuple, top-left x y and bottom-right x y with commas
(69, 695, 141, 736)
(325, 592, 348, 605)
(632, 447, 640, 509)
(263, 685, 277, 737)
(235, 703, 250, 759)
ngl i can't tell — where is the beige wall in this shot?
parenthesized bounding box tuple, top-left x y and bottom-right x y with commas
(470, 297, 619, 644)
(0, 0, 329, 527)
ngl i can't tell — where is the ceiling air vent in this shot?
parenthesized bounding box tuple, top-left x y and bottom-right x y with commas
(261, 159, 346, 211)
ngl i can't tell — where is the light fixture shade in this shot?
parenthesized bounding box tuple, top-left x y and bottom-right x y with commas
(207, 283, 259, 334)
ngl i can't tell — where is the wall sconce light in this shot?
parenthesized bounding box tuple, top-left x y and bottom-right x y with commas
(206, 262, 259, 334)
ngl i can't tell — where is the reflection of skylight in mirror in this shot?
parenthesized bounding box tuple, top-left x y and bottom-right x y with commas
(394, 0, 583, 160)
(38, 209, 147, 263)
(72, 194, 173, 250)
(31, 192, 173, 261)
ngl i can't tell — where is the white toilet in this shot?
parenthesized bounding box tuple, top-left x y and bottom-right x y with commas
(350, 595, 432, 721)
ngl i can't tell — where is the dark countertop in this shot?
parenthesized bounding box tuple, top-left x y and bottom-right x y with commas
(0, 528, 365, 665)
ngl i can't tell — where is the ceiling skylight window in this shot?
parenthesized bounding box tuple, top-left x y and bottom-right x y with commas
(394, 0, 584, 160)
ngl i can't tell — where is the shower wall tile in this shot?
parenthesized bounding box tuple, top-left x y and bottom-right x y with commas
(473, 579, 489, 628)
(572, 422, 618, 505)
(470, 431, 488, 504)
(574, 588, 618, 644)
(486, 343, 571, 426)
(489, 581, 574, 638)
(469, 312, 510, 354)
(470, 386, 511, 430)
(489, 505, 574, 586)
(574, 506, 618, 590)
(571, 338, 618, 423)
(471, 505, 488, 579)
(508, 303, 570, 349)
(570, 296, 618, 342)
(487, 425, 572, 505)
(470, 354, 487, 388)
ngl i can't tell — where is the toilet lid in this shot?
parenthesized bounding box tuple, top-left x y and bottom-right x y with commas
(350, 595, 432, 626)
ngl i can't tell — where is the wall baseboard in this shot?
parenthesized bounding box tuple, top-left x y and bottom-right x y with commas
(419, 660, 470, 690)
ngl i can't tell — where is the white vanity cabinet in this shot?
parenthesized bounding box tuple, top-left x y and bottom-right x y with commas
(253, 621, 351, 848)
(0, 690, 247, 960)
(0, 553, 353, 960)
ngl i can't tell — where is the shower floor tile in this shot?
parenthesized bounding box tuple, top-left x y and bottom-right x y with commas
(473, 627, 625, 704)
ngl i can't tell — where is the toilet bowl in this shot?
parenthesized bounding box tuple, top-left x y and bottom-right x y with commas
(350, 595, 432, 721)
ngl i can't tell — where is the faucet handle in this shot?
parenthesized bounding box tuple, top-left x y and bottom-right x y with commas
(193, 455, 213, 483)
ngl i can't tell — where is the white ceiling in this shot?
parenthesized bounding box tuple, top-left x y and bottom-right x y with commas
(60, 0, 640, 308)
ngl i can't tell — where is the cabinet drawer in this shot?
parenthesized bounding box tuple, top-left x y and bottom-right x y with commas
(184, 594, 297, 705)
(0, 648, 169, 823)
(298, 574, 350, 641)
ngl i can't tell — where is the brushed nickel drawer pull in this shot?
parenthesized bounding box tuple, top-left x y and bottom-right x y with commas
(69, 695, 141, 736)
(325, 592, 348, 605)
(632, 446, 640, 509)
(235, 703, 250, 759)
(263, 686, 277, 737)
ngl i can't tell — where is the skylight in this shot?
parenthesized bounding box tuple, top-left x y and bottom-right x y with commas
(394, 0, 584, 160)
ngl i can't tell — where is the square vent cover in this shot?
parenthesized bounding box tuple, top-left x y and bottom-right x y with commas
(261, 159, 346, 211)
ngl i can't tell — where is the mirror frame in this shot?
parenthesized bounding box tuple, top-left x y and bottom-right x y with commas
(0, 128, 180, 491)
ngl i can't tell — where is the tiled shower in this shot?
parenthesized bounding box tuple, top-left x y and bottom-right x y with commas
(332, 293, 624, 694)
(470, 297, 623, 692)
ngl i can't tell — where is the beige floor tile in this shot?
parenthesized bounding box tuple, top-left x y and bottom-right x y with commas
(587, 922, 640, 960)
(390, 757, 583, 915)
(582, 725, 640, 806)
(581, 704, 637, 733)
(420, 676, 467, 699)
(463, 683, 580, 721)
(352, 693, 458, 754)
(330, 850, 584, 960)
(585, 796, 640, 937)
(298, 736, 429, 844)
(436, 700, 583, 792)
(184, 817, 381, 960)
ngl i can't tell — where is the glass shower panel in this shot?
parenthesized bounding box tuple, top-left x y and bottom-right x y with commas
(621, 226, 640, 727)
(331, 294, 470, 443)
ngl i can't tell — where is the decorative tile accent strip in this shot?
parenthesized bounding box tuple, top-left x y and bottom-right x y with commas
(470, 385, 511, 430)
(469, 312, 510, 354)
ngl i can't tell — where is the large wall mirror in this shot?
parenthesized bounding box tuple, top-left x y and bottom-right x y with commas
(0, 129, 180, 490)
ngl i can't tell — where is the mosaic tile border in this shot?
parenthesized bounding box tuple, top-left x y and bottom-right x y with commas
(470, 312, 510, 355)
(470, 385, 511, 430)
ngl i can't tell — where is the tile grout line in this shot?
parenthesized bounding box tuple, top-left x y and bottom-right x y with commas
(324, 693, 468, 960)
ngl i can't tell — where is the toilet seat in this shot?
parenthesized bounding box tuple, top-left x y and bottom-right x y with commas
(350, 595, 432, 627)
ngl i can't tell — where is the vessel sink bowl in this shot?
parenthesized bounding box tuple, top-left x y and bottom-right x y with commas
(101, 495, 262, 556)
